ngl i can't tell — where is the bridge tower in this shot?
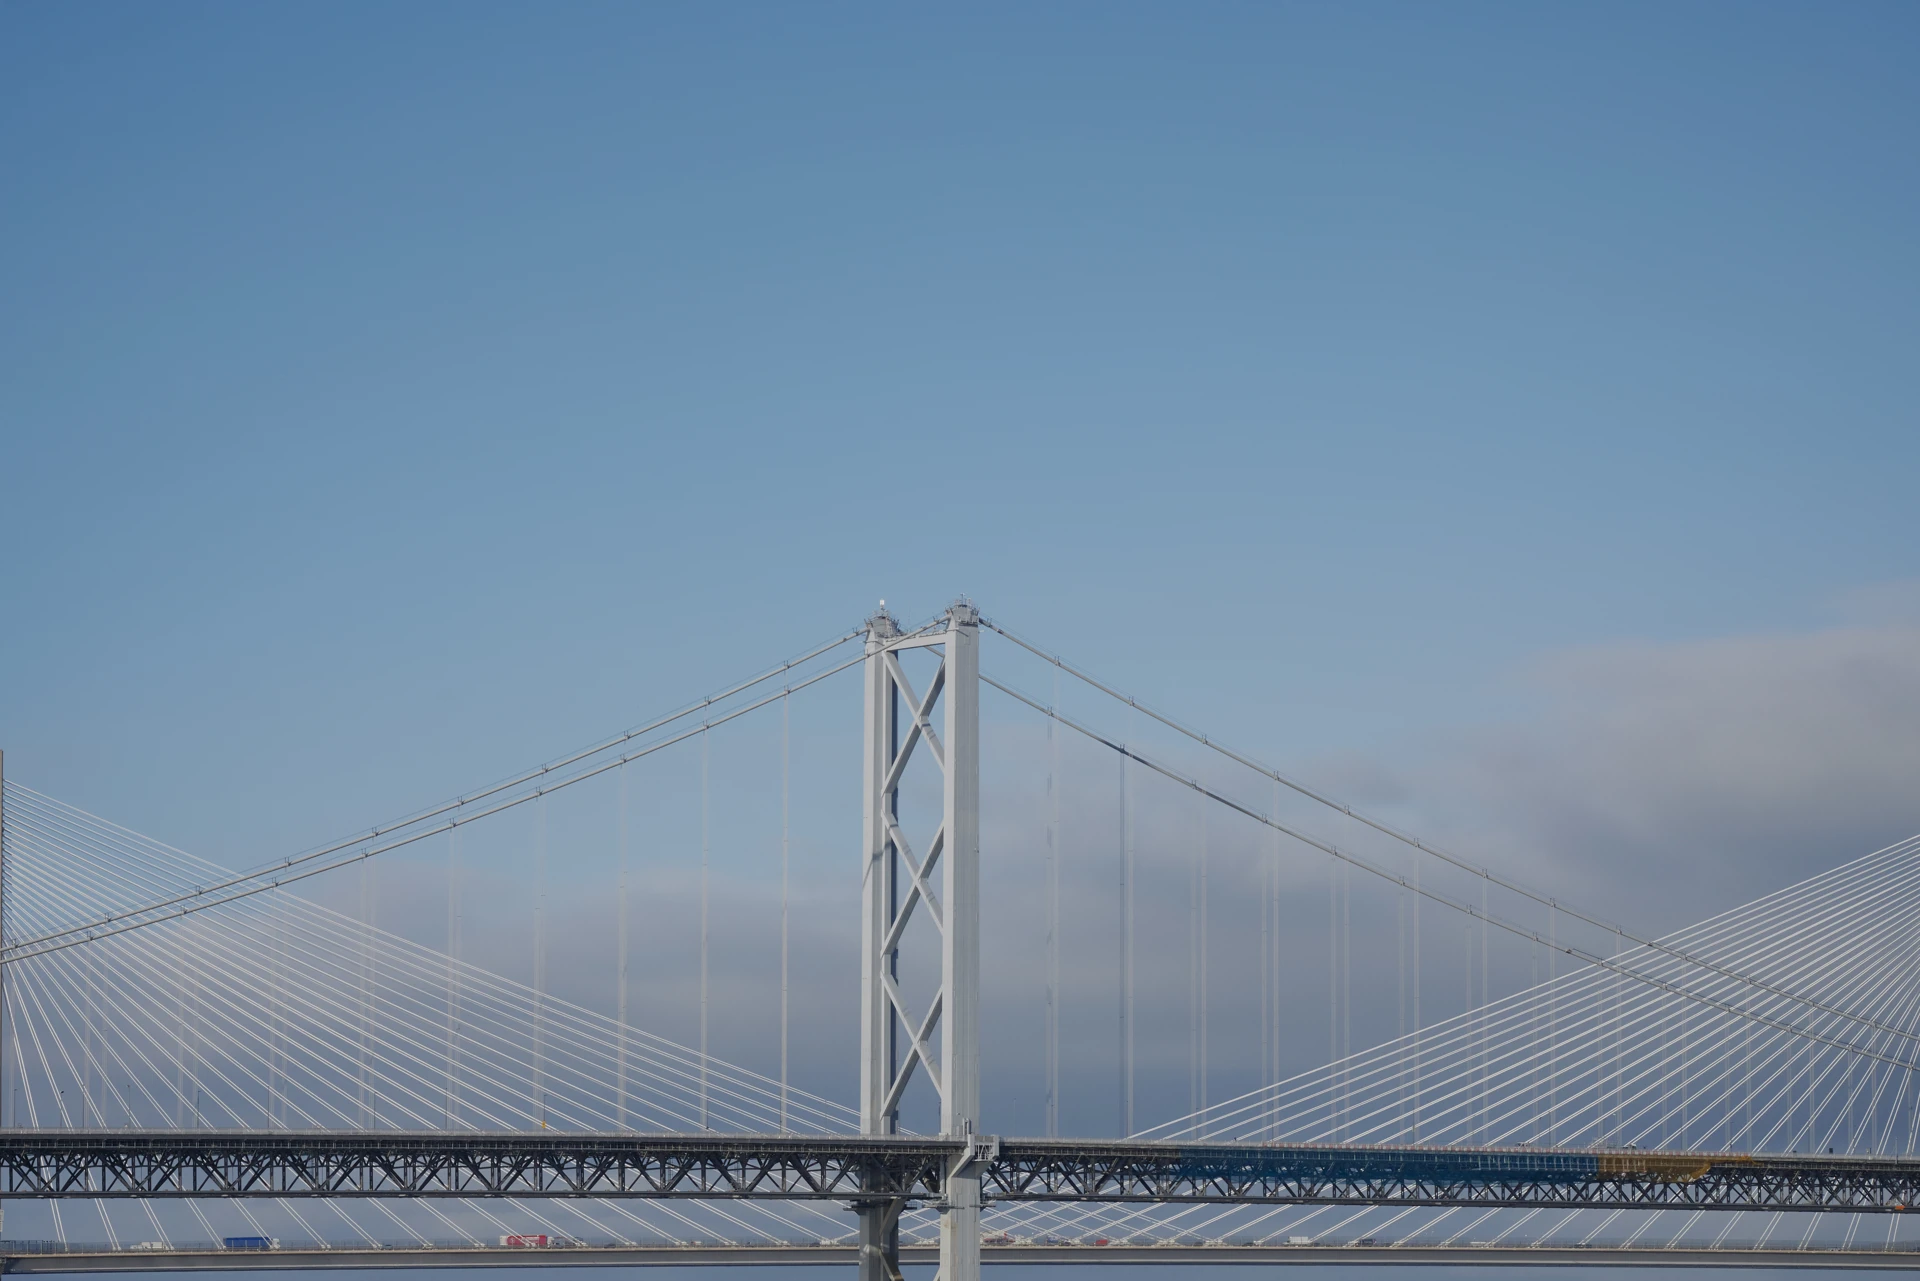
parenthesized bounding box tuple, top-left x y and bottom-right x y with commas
(859, 602, 982, 1281)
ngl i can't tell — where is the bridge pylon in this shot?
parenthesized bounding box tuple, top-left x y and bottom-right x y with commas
(860, 602, 981, 1281)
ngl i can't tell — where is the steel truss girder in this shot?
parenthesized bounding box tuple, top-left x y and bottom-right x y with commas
(6, 1133, 1920, 1214)
(985, 1141, 1920, 1212)
(9, 1245, 1920, 1272)
(0, 1132, 948, 1201)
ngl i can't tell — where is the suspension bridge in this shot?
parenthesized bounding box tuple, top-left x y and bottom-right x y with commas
(2, 601, 1918, 1275)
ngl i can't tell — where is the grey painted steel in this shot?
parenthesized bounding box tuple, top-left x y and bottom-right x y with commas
(858, 603, 983, 1281)
(858, 607, 902, 1281)
(8, 1244, 1920, 1272)
(941, 603, 983, 1281)
(7, 1132, 1920, 1215)
(859, 611, 897, 1143)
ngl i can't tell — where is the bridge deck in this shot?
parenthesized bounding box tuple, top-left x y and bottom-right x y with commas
(4, 1244, 1920, 1272)
(1, 1130, 1916, 1213)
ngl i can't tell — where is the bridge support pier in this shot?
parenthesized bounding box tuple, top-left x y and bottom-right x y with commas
(939, 1181, 978, 1281)
(855, 1195, 902, 1281)
(861, 601, 981, 1281)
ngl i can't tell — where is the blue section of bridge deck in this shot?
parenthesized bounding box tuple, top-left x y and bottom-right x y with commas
(1172, 1144, 1605, 1184)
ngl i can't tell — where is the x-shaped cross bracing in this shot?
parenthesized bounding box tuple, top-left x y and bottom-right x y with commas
(860, 603, 982, 1281)
(870, 635, 951, 1129)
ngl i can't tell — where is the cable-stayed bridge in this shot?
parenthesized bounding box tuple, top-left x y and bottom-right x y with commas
(3, 601, 1920, 1274)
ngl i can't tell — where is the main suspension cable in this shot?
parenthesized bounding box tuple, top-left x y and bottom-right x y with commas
(7, 624, 875, 957)
(980, 617, 1920, 1053)
(980, 671, 1920, 1069)
(2, 647, 878, 967)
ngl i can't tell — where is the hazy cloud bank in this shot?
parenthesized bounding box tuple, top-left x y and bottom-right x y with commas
(1411, 620, 1920, 931)
(287, 608, 1920, 1135)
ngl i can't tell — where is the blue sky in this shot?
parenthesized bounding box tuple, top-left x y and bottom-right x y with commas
(7, 0, 1920, 1054)
(5, 2, 1920, 1269)
(6, 2, 1915, 855)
